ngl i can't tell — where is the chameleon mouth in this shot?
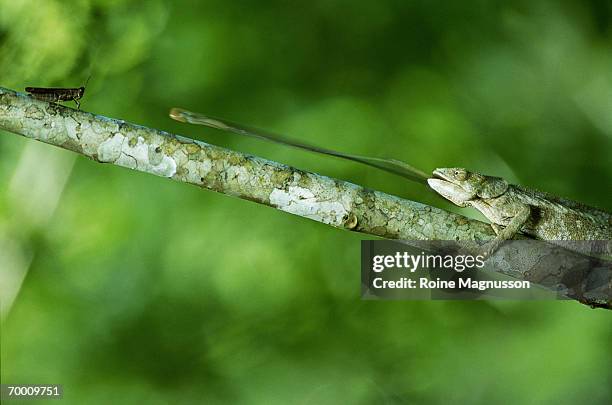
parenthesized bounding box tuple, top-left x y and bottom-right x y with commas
(427, 178, 474, 204)
(431, 169, 451, 182)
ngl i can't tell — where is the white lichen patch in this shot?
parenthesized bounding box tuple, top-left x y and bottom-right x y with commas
(182, 159, 212, 184)
(200, 159, 212, 177)
(225, 165, 250, 184)
(270, 185, 349, 226)
(97, 134, 177, 178)
(148, 144, 164, 165)
(97, 133, 125, 162)
(63, 116, 80, 143)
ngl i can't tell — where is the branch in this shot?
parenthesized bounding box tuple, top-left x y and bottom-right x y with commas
(0, 87, 494, 240)
(0, 87, 608, 309)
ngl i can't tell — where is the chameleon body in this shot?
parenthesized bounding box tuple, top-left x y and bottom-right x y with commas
(427, 168, 611, 248)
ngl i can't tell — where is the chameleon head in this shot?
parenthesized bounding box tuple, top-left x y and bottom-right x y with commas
(427, 168, 508, 207)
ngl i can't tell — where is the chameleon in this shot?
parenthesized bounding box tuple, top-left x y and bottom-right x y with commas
(169, 108, 611, 249)
(427, 168, 611, 255)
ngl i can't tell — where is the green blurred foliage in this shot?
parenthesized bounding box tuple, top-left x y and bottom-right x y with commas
(1, 0, 611, 404)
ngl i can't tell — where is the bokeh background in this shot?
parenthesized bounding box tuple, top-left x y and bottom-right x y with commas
(1, 0, 611, 403)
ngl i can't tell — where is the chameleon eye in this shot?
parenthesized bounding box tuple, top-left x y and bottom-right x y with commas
(453, 169, 467, 180)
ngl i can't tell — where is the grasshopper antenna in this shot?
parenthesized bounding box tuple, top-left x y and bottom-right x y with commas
(169, 108, 429, 184)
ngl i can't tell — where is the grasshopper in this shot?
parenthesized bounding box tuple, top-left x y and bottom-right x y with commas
(25, 76, 90, 110)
